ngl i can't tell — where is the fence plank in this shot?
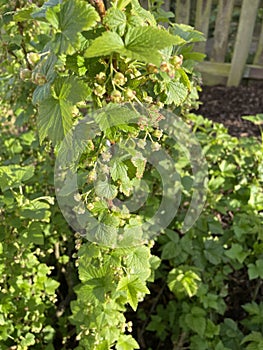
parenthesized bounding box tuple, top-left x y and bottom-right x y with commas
(227, 0, 260, 86)
(194, 0, 213, 53)
(211, 0, 234, 62)
(254, 20, 263, 65)
(197, 61, 263, 85)
(162, 0, 171, 12)
(175, 0, 191, 24)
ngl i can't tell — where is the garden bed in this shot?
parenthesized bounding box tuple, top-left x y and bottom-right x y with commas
(198, 81, 263, 138)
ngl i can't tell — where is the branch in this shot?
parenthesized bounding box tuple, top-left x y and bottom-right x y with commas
(89, 0, 106, 20)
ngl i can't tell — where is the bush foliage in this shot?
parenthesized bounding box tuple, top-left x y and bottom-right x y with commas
(0, 1, 263, 349)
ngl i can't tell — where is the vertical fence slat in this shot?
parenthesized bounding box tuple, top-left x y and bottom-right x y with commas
(175, 0, 191, 24)
(254, 20, 263, 65)
(194, 0, 213, 53)
(227, 0, 260, 86)
(163, 0, 171, 12)
(211, 0, 234, 62)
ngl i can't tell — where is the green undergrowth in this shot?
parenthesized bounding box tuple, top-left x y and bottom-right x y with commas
(0, 0, 263, 349)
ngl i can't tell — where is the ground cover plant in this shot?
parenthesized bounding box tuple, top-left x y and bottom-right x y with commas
(0, 0, 263, 349)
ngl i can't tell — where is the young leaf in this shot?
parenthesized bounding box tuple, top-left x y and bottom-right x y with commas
(103, 7, 127, 36)
(164, 80, 188, 106)
(116, 335, 140, 350)
(117, 276, 150, 310)
(85, 31, 124, 58)
(37, 76, 90, 144)
(123, 26, 185, 65)
(95, 179, 118, 200)
(48, 0, 99, 54)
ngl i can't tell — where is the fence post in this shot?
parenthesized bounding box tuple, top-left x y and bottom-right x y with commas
(175, 0, 191, 24)
(254, 20, 263, 65)
(227, 0, 260, 86)
(211, 0, 235, 62)
(194, 0, 212, 53)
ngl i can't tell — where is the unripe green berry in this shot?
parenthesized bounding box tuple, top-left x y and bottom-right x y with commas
(32, 72, 47, 85)
(96, 72, 106, 84)
(124, 88, 136, 100)
(19, 68, 32, 81)
(153, 129, 163, 139)
(27, 52, 40, 65)
(170, 54, 183, 69)
(94, 83, 106, 97)
(147, 63, 158, 74)
(110, 90, 123, 103)
(113, 72, 126, 86)
(160, 61, 170, 73)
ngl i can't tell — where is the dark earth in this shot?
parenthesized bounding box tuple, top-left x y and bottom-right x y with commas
(197, 80, 263, 138)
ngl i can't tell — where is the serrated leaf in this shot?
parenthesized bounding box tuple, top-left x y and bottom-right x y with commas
(0, 165, 34, 191)
(123, 26, 185, 65)
(242, 114, 263, 125)
(178, 68, 191, 90)
(171, 23, 205, 43)
(48, 0, 99, 54)
(20, 201, 51, 221)
(225, 243, 249, 264)
(117, 276, 150, 310)
(32, 0, 61, 19)
(164, 80, 188, 106)
(248, 260, 263, 280)
(116, 335, 140, 350)
(95, 179, 118, 200)
(168, 268, 201, 298)
(125, 246, 151, 279)
(103, 7, 127, 36)
(37, 76, 90, 144)
(131, 155, 146, 179)
(85, 31, 124, 58)
(94, 104, 137, 133)
(185, 313, 206, 337)
(110, 160, 129, 182)
(14, 6, 35, 22)
(85, 26, 185, 65)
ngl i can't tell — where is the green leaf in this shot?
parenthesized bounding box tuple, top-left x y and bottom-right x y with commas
(21, 333, 35, 347)
(110, 160, 129, 182)
(95, 179, 118, 200)
(123, 26, 185, 65)
(94, 104, 137, 134)
(131, 154, 146, 179)
(116, 335, 140, 350)
(117, 276, 150, 311)
(242, 114, 263, 125)
(185, 313, 206, 337)
(164, 81, 188, 106)
(37, 76, 90, 144)
(32, 0, 61, 19)
(49, 0, 99, 54)
(28, 222, 45, 245)
(168, 267, 201, 299)
(14, 6, 35, 22)
(171, 23, 205, 43)
(0, 165, 34, 191)
(20, 200, 51, 221)
(248, 259, 263, 280)
(44, 278, 60, 294)
(225, 244, 249, 264)
(103, 7, 127, 36)
(85, 31, 124, 58)
(125, 246, 151, 280)
(204, 239, 223, 265)
(85, 26, 185, 65)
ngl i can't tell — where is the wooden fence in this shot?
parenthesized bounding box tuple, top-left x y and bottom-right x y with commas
(141, 0, 263, 86)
